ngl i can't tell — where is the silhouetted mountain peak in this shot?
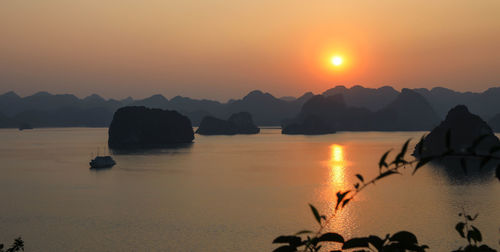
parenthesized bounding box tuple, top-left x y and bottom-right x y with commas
(151, 94, 167, 99)
(381, 88, 440, 130)
(243, 90, 276, 101)
(483, 87, 500, 96)
(378, 86, 398, 92)
(378, 85, 393, 90)
(171, 96, 191, 102)
(31, 91, 52, 97)
(322, 85, 348, 96)
(131, 94, 169, 108)
(322, 85, 399, 111)
(143, 94, 167, 102)
(400, 88, 417, 95)
(351, 85, 365, 90)
(170, 95, 221, 106)
(445, 105, 470, 121)
(430, 87, 456, 95)
(301, 94, 347, 114)
(297, 92, 314, 101)
(393, 88, 429, 104)
(0, 91, 20, 99)
(84, 94, 105, 102)
(246, 90, 264, 96)
(385, 88, 437, 115)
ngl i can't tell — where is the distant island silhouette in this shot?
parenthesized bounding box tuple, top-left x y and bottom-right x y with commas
(1, 86, 500, 132)
(282, 89, 440, 133)
(196, 112, 260, 135)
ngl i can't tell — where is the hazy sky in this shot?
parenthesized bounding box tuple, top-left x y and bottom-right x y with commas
(1, 0, 500, 100)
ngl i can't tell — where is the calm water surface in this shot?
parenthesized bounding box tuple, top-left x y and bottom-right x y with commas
(0, 128, 498, 251)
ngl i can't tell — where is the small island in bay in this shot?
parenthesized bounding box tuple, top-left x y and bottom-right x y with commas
(196, 112, 260, 135)
(108, 106, 194, 149)
(415, 105, 500, 158)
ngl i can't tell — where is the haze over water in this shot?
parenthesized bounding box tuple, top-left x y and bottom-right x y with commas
(1, 128, 498, 251)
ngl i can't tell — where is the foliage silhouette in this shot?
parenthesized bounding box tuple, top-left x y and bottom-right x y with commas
(452, 211, 496, 252)
(0, 237, 24, 252)
(273, 134, 500, 252)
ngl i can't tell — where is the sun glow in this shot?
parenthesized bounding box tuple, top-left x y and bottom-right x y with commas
(331, 56, 343, 66)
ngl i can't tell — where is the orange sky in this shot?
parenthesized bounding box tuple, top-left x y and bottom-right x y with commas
(1, 0, 500, 100)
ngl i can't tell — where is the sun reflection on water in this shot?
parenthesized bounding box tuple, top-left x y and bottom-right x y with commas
(321, 144, 356, 248)
(328, 144, 347, 191)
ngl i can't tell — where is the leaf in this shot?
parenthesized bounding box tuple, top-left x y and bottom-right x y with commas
(379, 150, 392, 170)
(342, 238, 369, 249)
(341, 197, 352, 208)
(392, 139, 412, 165)
(470, 225, 482, 242)
(273, 236, 302, 247)
(376, 170, 400, 180)
(308, 237, 319, 246)
(309, 204, 321, 224)
(367, 235, 384, 250)
(318, 232, 344, 243)
(335, 190, 351, 210)
(389, 231, 418, 246)
(354, 183, 360, 189)
(399, 139, 411, 158)
(272, 245, 297, 252)
(466, 214, 478, 221)
(467, 230, 474, 244)
(413, 157, 434, 175)
(455, 222, 465, 238)
(446, 129, 452, 150)
(355, 174, 364, 182)
(294, 230, 312, 235)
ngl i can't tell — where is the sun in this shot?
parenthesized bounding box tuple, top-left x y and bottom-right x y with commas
(331, 56, 343, 66)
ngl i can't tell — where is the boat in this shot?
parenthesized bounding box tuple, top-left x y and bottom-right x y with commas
(89, 156, 116, 169)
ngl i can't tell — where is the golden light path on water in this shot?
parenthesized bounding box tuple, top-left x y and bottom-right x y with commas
(328, 144, 347, 191)
(321, 144, 357, 250)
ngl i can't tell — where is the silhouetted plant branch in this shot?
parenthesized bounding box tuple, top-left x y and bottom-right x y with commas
(452, 210, 496, 252)
(273, 133, 500, 252)
(0, 237, 24, 252)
